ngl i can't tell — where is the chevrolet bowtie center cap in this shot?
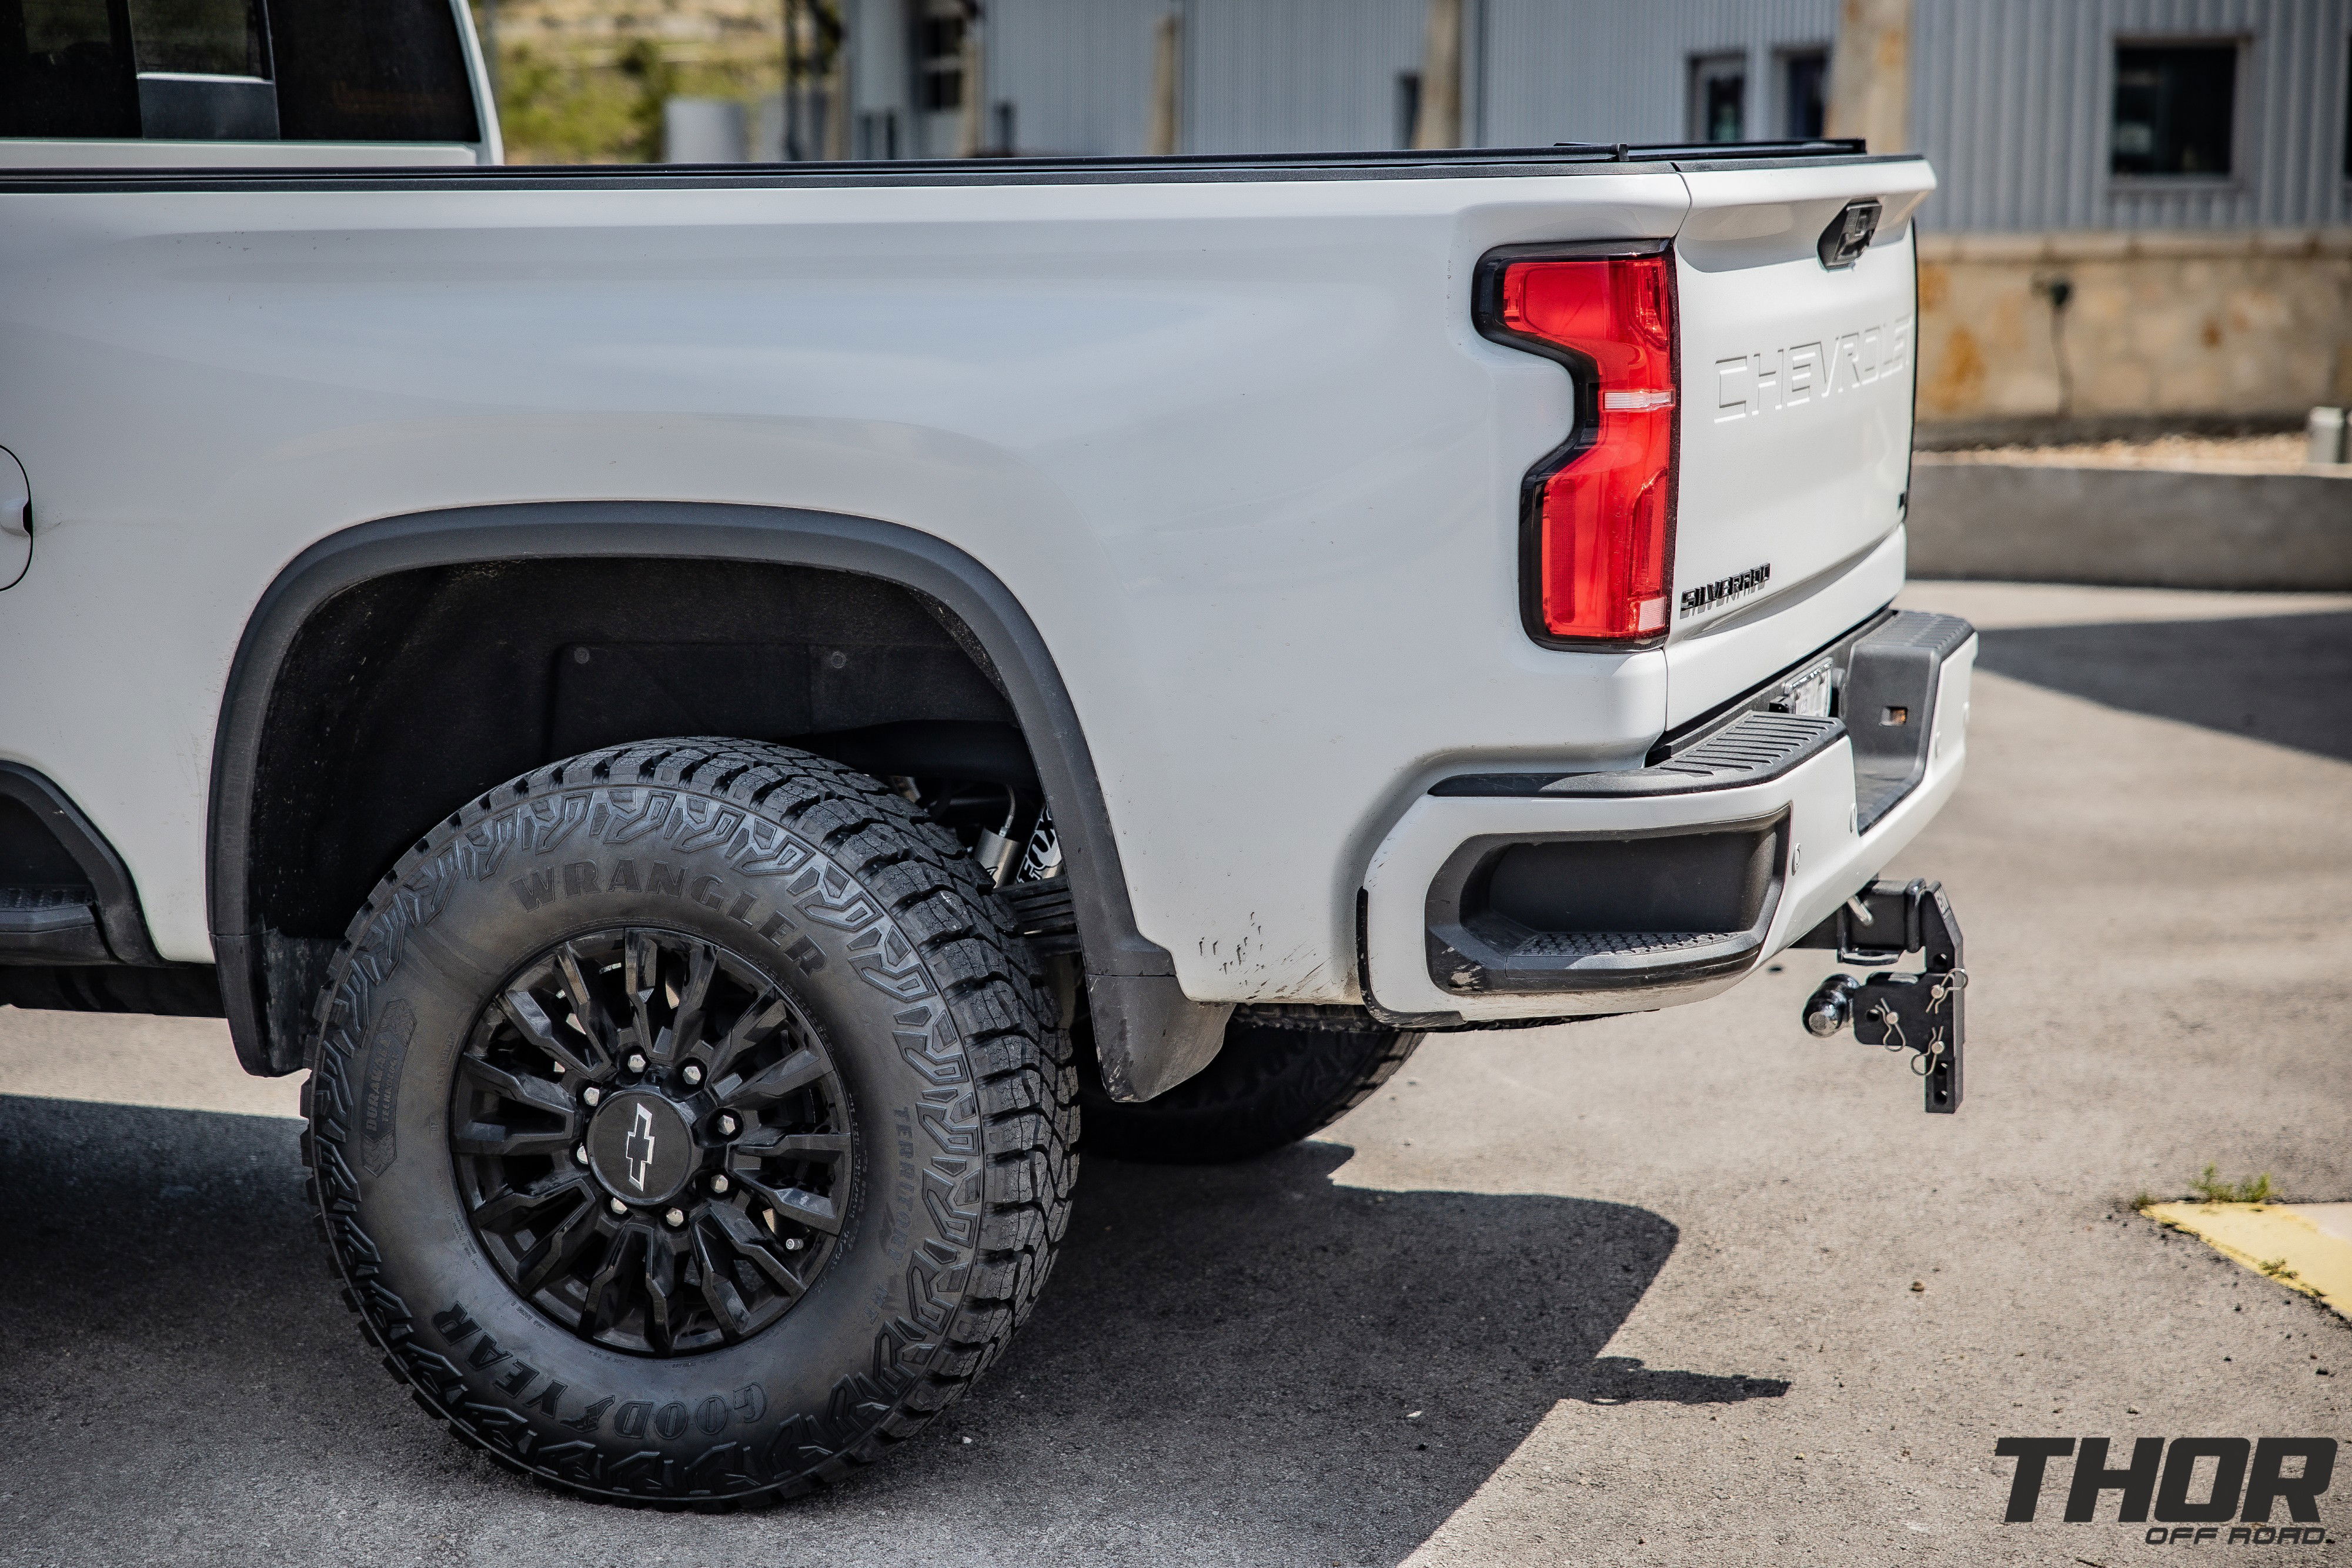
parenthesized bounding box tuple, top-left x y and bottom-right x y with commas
(586, 1092, 696, 1206)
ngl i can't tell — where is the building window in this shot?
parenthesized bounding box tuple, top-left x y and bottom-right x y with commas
(1689, 53, 1745, 142)
(1395, 71, 1421, 149)
(918, 1, 965, 114)
(1782, 49, 1828, 139)
(2111, 43, 2237, 176)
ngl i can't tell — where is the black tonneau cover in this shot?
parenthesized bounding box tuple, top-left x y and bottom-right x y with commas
(0, 140, 1924, 195)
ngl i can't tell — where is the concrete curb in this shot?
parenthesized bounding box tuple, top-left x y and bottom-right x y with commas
(2143, 1202, 2352, 1320)
(1906, 462, 2352, 590)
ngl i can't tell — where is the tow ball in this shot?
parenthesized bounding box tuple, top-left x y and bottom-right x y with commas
(1793, 878, 1966, 1114)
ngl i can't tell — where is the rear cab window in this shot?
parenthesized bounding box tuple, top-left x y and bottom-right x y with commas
(1, 0, 491, 163)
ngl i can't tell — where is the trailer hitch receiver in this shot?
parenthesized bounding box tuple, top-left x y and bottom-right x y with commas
(1793, 878, 1966, 1113)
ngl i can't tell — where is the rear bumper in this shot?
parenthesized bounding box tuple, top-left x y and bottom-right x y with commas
(1361, 610, 1976, 1024)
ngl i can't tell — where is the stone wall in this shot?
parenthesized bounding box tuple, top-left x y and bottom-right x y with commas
(1915, 230, 2352, 436)
(1907, 461, 2352, 589)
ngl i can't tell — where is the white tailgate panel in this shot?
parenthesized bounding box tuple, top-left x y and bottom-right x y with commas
(1669, 163, 1932, 657)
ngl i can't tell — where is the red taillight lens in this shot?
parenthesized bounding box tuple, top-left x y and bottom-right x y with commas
(1493, 253, 1677, 643)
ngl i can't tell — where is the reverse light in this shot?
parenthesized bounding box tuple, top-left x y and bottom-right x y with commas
(1476, 248, 1679, 645)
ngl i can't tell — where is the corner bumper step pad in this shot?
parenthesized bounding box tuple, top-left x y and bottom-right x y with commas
(1425, 814, 1789, 995)
(1513, 929, 1734, 961)
(1433, 711, 1844, 799)
(1845, 611, 1973, 831)
(1431, 921, 1761, 995)
(1428, 609, 1974, 831)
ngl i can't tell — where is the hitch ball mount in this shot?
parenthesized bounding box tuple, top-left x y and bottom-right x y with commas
(1792, 878, 1965, 1114)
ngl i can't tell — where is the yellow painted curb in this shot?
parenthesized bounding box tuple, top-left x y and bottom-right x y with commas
(2144, 1202, 2352, 1318)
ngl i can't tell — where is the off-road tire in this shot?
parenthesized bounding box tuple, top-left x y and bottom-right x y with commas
(1078, 1007, 1422, 1164)
(300, 738, 1075, 1506)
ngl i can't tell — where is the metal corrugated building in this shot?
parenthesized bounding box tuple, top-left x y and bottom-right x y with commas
(984, 0, 1168, 160)
(1913, 0, 2350, 230)
(1478, 0, 1841, 149)
(841, 0, 2352, 232)
(1180, 0, 1426, 153)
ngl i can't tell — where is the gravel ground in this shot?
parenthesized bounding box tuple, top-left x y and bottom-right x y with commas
(1, 581, 2345, 1567)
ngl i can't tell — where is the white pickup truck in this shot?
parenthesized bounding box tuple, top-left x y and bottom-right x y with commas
(0, 0, 1973, 1508)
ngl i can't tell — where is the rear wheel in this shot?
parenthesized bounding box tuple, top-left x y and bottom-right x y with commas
(302, 738, 1074, 1505)
(1077, 1007, 1422, 1164)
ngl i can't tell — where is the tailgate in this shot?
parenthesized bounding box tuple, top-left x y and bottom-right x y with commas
(1669, 159, 1935, 642)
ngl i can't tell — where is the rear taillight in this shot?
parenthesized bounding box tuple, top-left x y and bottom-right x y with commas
(1477, 248, 1678, 645)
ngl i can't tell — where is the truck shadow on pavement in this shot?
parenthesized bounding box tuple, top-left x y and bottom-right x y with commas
(1975, 611, 2352, 763)
(0, 1095, 1783, 1564)
(911, 1142, 1788, 1554)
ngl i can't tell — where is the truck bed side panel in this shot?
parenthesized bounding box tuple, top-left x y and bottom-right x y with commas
(0, 171, 1692, 999)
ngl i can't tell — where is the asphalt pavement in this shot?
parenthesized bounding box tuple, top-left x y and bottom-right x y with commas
(2, 581, 2346, 1567)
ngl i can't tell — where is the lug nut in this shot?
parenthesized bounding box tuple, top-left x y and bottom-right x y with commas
(626, 1052, 648, 1074)
(663, 1207, 687, 1229)
(716, 1112, 740, 1137)
(783, 1236, 803, 1251)
(573, 1144, 589, 1166)
(549, 1060, 565, 1075)
(581, 1085, 602, 1107)
(709, 1174, 731, 1195)
(607, 1197, 627, 1216)
(681, 1062, 704, 1087)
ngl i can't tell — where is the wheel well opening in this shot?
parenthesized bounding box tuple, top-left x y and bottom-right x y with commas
(248, 556, 1042, 1024)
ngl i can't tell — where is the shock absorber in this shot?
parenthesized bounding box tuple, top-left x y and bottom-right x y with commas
(971, 787, 1023, 887)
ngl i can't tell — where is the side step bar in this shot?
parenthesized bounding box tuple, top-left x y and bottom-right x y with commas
(0, 763, 165, 967)
(0, 885, 111, 962)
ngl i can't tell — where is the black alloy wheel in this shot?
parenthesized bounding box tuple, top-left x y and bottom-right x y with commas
(451, 928, 851, 1356)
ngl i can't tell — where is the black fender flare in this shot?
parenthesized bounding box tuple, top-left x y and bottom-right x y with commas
(208, 501, 1229, 1095)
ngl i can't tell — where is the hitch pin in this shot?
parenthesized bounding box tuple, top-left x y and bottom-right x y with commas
(1927, 967, 1967, 1011)
(1844, 894, 1875, 927)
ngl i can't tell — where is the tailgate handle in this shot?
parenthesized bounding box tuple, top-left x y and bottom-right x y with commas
(1818, 199, 1882, 270)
